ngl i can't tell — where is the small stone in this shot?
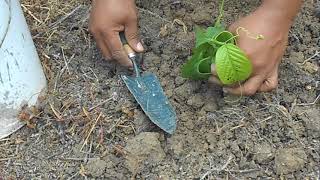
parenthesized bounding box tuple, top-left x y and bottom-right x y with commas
(85, 159, 107, 177)
(275, 148, 307, 174)
(305, 85, 312, 90)
(124, 132, 165, 173)
(254, 143, 274, 164)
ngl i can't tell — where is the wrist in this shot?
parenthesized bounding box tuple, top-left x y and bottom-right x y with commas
(259, 0, 302, 26)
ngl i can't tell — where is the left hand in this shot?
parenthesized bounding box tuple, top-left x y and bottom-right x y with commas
(210, 6, 292, 96)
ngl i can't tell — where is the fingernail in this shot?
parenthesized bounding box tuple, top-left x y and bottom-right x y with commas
(136, 42, 144, 51)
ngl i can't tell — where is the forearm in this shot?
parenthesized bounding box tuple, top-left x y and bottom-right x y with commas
(260, 0, 303, 22)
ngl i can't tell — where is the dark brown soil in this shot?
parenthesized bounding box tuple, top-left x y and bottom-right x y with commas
(1, 0, 319, 179)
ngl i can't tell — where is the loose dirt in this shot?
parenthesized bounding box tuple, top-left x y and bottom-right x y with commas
(1, 0, 319, 179)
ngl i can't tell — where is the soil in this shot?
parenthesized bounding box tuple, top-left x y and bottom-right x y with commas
(1, 0, 319, 179)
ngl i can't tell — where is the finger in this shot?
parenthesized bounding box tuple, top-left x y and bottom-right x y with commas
(258, 68, 279, 92)
(96, 37, 112, 60)
(103, 31, 132, 67)
(91, 31, 112, 60)
(125, 18, 144, 52)
(211, 64, 218, 76)
(224, 76, 264, 96)
(209, 76, 223, 86)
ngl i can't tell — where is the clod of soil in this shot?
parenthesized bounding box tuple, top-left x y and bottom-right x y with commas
(297, 107, 320, 138)
(275, 148, 307, 174)
(254, 143, 274, 164)
(124, 132, 165, 174)
(187, 94, 205, 108)
(133, 109, 154, 133)
(85, 158, 107, 177)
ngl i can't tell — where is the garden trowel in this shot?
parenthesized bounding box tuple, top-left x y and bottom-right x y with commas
(119, 32, 177, 134)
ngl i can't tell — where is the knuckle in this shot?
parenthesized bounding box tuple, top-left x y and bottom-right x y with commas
(269, 82, 278, 90)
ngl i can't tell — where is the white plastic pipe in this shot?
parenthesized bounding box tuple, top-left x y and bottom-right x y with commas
(0, 0, 47, 139)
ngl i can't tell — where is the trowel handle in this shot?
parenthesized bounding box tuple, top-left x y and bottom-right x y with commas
(119, 32, 140, 77)
(119, 32, 136, 59)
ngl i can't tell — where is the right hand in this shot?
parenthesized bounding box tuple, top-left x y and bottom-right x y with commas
(89, 0, 144, 67)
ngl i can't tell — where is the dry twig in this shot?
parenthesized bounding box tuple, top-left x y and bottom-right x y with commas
(81, 112, 102, 150)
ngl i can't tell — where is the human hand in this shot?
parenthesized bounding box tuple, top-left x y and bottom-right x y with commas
(210, 6, 293, 96)
(89, 0, 144, 67)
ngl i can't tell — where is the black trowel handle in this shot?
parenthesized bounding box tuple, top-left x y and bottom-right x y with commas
(119, 32, 140, 77)
(119, 32, 136, 59)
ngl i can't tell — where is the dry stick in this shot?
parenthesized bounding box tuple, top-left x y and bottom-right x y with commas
(33, 5, 82, 38)
(60, 157, 99, 161)
(225, 168, 260, 173)
(201, 155, 233, 180)
(296, 94, 320, 106)
(0, 157, 14, 161)
(53, 52, 75, 92)
(297, 50, 320, 65)
(81, 112, 102, 150)
(49, 102, 63, 120)
(88, 97, 113, 112)
(107, 118, 122, 134)
(0, 138, 10, 142)
(137, 7, 171, 23)
(21, 4, 42, 23)
(62, 48, 71, 75)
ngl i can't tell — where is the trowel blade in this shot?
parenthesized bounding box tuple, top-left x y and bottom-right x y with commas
(121, 73, 177, 134)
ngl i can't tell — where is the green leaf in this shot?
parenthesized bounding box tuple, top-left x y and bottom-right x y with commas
(214, 31, 235, 45)
(181, 49, 212, 80)
(215, 44, 252, 85)
(195, 26, 225, 48)
(195, 26, 207, 48)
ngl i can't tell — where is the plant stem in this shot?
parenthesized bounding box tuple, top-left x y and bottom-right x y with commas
(215, 0, 225, 26)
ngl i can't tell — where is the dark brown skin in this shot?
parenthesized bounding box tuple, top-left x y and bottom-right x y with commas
(89, 0, 303, 96)
(89, 0, 144, 67)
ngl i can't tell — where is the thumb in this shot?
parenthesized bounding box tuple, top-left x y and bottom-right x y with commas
(258, 67, 279, 92)
(125, 19, 144, 52)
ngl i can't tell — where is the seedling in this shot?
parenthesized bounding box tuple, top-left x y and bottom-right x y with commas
(181, 0, 264, 85)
